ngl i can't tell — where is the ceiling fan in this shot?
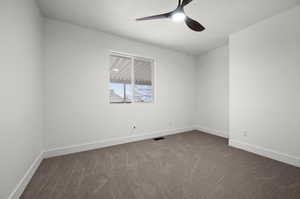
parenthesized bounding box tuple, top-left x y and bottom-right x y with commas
(136, 0, 205, 32)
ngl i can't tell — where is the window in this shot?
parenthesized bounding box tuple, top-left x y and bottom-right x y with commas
(109, 53, 154, 104)
(109, 55, 132, 103)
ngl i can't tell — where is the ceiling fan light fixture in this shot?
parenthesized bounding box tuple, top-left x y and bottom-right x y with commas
(171, 12, 186, 22)
(136, 0, 205, 32)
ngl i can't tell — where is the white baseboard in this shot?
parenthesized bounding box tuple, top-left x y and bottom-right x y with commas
(8, 152, 44, 199)
(229, 139, 300, 168)
(44, 127, 195, 158)
(196, 126, 229, 138)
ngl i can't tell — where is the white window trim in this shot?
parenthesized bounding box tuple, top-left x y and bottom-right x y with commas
(109, 51, 155, 104)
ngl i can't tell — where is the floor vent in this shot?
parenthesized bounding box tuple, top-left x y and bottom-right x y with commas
(153, 137, 165, 141)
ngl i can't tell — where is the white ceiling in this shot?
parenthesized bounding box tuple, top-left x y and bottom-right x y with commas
(38, 0, 300, 55)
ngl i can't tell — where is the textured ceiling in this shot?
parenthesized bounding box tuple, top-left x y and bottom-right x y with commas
(38, 0, 300, 55)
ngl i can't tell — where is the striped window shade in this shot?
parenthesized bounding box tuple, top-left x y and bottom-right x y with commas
(110, 55, 132, 84)
(134, 59, 153, 86)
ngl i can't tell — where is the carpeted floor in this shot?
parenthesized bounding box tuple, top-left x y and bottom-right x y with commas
(21, 131, 300, 199)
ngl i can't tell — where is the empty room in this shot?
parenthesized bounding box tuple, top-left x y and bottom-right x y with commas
(1, 0, 300, 198)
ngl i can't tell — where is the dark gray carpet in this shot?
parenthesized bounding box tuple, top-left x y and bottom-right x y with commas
(21, 131, 300, 199)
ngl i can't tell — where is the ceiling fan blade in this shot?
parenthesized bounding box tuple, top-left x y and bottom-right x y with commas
(136, 12, 172, 21)
(178, 0, 181, 7)
(185, 17, 205, 32)
(181, 0, 193, 7)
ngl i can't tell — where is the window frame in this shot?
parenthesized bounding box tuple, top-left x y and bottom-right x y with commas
(109, 51, 155, 104)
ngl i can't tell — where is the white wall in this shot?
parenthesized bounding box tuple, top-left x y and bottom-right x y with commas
(195, 46, 229, 138)
(0, 0, 44, 198)
(229, 6, 300, 162)
(44, 19, 196, 151)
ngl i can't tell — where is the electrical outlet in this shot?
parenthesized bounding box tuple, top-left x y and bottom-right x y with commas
(243, 131, 248, 137)
(131, 125, 137, 134)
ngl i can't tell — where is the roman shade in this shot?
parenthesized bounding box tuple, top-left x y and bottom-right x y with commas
(110, 54, 153, 86)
